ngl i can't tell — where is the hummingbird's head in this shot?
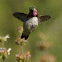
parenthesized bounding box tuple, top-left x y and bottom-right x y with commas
(29, 7, 38, 17)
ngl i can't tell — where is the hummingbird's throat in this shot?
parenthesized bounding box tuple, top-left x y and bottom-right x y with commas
(33, 10, 38, 16)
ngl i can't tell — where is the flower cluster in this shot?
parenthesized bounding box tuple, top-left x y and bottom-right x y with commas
(15, 37, 28, 45)
(0, 34, 12, 62)
(40, 54, 56, 62)
(16, 26, 31, 62)
(16, 51, 31, 61)
(15, 26, 28, 45)
(25, 51, 31, 60)
(0, 48, 11, 59)
(17, 26, 23, 34)
(16, 53, 24, 61)
(37, 41, 51, 50)
(37, 32, 56, 62)
(0, 35, 10, 42)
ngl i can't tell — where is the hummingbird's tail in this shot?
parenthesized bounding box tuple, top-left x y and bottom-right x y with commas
(21, 33, 29, 40)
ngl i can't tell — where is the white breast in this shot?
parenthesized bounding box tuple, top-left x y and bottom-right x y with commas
(29, 17, 38, 25)
(24, 17, 38, 32)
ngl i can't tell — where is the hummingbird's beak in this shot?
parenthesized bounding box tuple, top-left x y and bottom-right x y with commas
(33, 8, 38, 16)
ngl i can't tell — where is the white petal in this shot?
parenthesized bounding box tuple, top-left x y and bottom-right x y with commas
(7, 48, 11, 52)
(5, 35, 10, 39)
(29, 55, 31, 57)
(8, 53, 10, 55)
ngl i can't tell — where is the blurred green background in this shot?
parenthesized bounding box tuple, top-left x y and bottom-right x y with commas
(0, 0, 62, 62)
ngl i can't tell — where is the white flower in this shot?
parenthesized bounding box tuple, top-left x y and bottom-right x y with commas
(0, 35, 10, 41)
(2, 34, 10, 41)
(7, 48, 11, 55)
(8, 53, 10, 55)
(5, 35, 10, 39)
(25, 51, 31, 60)
(7, 48, 11, 52)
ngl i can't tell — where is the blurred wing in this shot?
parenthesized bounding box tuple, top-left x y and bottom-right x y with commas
(13, 12, 27, 22)
(39, 15, 51, 24)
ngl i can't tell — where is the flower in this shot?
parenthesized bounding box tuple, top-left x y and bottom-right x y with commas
(40, 54, 56, 62)
(16, 51, 31, 61)
(15, 37, 28, 45)
(7, 48, 12, 55)
(16, 54, 20, 61)
(0, 48, 11, 59)
(16, 53, 24, 61)
(0, 35, 10, 42)
(17, 26, 23, 34)
(0, 48, 6, 54)
(3, 34, 10, 41)
(37, 41, 52, 50)
(5, 35, 10, 39)
(0, 48, 11, 55)
(25, 51, 31, 60)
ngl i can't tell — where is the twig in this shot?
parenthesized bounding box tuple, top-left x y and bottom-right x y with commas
(21, 44, 23, 54)
(22, 59, 24, 62)
(2, 56, 5, 62)
(2, 41, 4, 48)
(18, 60, 20, 62)
(2, 59, 4, 62)
(2, 41, 4, 62)
(21, 44, 24, 62)
(26, 60, 28, 62)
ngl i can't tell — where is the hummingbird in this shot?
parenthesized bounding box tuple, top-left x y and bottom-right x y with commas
(13, 7, 51, 40)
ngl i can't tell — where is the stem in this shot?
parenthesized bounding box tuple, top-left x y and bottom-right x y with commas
(26, 60, 28, 62)
(21, 44, 23, 54)
(2, 57, 5, 62)
(18, 60, 24, 62)
(2, 59, 4, 62)
(18, 60, 20, 62)
(2, 41, 5, 62)
(2, 41, 4, 48)
(22, 59, 24, 62)
(21, 44, 24, 62)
